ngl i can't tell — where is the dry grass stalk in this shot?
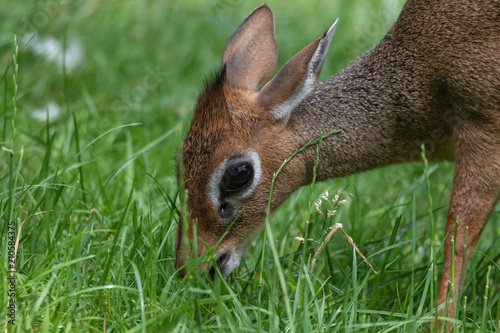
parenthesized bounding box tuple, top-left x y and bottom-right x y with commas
(310, 223, 377, 274)
(309, 190, 377, 274)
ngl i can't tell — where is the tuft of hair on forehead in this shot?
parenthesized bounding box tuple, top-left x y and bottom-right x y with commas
(190, 66, 230, 124)
(190, 65, 230, 126)
(201, 66, 227, 98)
(182, 66, 232, 188)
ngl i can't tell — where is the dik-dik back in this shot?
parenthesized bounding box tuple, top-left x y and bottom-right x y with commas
(175, 0, 500, 314)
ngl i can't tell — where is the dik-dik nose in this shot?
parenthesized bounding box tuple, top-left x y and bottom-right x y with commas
(174, 214, 243, 278)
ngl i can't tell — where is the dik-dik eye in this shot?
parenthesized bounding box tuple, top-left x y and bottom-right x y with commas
(220, 162, 254, 194)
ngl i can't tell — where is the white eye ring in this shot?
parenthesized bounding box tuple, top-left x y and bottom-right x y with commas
(207, 151, 262, 209)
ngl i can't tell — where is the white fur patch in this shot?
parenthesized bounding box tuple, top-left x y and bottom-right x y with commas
(271, 84, 313, 122)
(306, 18, 338, 86)
(207, 151, 262, 209)
(220, 249, 242, 276)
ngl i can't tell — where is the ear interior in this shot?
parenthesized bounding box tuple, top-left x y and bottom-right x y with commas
(222, 4, 278, 91)
(258, 19, 338, 122)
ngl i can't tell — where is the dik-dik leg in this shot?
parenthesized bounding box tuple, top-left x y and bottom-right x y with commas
(438, 124, 500, 314)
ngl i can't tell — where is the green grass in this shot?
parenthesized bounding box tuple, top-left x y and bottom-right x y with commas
(1, 0, 499, 331)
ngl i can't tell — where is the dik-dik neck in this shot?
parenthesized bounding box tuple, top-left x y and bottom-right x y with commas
(290, 40, 454, 184)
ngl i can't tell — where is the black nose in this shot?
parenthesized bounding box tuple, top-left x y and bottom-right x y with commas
(217, 252, 230, 270)
(208, 252, 230, 279)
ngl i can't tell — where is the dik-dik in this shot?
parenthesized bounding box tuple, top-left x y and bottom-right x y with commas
(175, 0, 500, 311)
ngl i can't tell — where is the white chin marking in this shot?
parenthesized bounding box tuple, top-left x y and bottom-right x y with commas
(220, 250, 242, 277)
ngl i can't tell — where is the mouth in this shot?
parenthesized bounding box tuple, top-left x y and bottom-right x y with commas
(208, 250, 241, 279)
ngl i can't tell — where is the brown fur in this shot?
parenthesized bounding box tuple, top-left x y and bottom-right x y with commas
(175, 0, 500, 322)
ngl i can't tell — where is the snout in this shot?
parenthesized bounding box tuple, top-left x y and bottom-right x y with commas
(173, 216, 193, 278)
(174, 211, 246, 278)
(175, 245, 242, 278)
(173, 215, 191, 278)
(210, 250, 242, 277)
(174, 220, 241, 278)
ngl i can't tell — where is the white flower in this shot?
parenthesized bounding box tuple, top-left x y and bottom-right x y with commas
(24, 35, 84, 73)
(31, 101, 60, 122)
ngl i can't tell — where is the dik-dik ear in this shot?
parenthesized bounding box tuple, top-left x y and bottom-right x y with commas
(223, 4, 278, 91)
(259, 19, 338, 122)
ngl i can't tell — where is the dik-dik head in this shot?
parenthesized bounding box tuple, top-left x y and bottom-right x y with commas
(175, 4, 337, 276)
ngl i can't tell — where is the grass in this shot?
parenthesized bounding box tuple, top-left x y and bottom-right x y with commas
(1, 0, 499, 331)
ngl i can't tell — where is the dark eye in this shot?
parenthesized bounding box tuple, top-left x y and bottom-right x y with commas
(220, 163, 253, 194)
